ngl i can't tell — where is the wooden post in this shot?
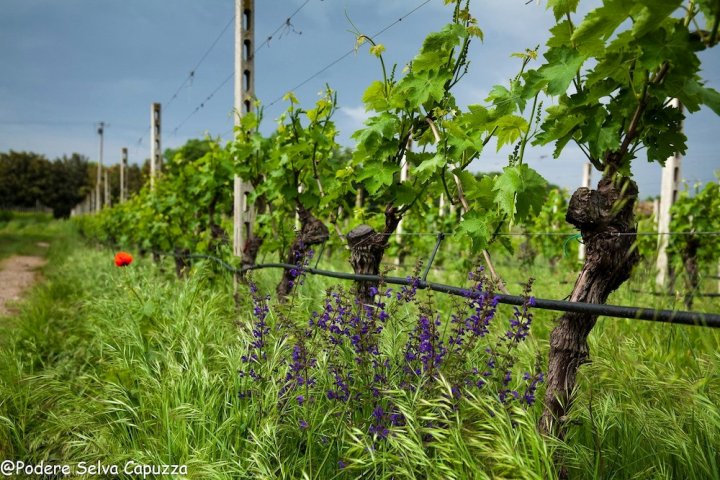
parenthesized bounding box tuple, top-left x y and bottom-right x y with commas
(234, 0, 256, 262)
(578, 161, 592, 261)
(150, 103, 162, 190)
(120, 147, 128, 203)
(656, 99, 682, 287)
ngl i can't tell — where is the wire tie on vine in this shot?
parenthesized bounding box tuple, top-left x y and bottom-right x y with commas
(563, 232, 583, 258)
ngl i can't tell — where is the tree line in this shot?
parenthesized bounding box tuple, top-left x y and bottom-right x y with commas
(0, 150, 146, 218)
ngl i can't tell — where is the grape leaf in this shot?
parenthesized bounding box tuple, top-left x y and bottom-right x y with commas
(538, 47, 588, 95)
(493, 115, 529, 152)
(547, 0, 579, 21)
(413, 152, 446, 180)
(485, 85, 516, 116)
(682, 79, 720, 116)
(632, 0, 682, 38)
(362, 80, 391, 112)
(571, 0, 631, 46)
(493, 164, 547, 222)
(458, 210, 491, 251)
(395, 71, 450, 108)
(357, 162, 397, 195)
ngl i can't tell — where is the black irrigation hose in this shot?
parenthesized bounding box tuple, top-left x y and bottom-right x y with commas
(239, 262, 720, 329)
(156, 251, 720, 328)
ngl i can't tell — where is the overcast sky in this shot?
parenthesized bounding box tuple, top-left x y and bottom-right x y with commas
(1, 0, 718, 198)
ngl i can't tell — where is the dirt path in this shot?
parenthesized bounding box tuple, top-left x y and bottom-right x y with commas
(0, 254, 47, 316)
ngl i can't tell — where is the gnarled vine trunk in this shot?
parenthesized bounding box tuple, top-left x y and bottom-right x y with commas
(207, 195, 230, 254)
(276, 205, 329, 299)
(239, 195, 267, 272)
(174, 247, 191, 279)
(346, 205, 401, 306)
(540, 176, 639, 440)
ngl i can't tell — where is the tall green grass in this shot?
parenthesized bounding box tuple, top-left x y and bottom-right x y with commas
(0, 223, 718, 479)
(0, 212, 59, 260)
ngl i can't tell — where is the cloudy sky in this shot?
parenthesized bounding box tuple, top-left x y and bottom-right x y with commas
(1, 0, 718, 198)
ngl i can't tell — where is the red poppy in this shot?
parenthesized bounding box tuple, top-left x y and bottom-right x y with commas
(114, 251, 133, 267)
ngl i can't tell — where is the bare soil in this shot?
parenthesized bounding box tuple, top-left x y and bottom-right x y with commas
(0, 255, 47, 316)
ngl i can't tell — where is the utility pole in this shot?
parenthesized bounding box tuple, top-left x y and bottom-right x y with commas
(120, 147, 128, 203)
(150, 103, 162, 189)
(234, 0, 256, 262)
(656, 98, 683, 287)
(95, 122, 105, 212)
(579, 161, 592, 261)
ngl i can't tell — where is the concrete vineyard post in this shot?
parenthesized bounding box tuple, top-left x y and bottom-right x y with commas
(150, 103, 162, 190)
(296, 184, 303, 230)
(656, 99, 683, 287)
(120, 147, 128, 203)
(104, 170, 110, 208)
(233, 0, 256, 261)
(395, 139, 411, 264)
(95, 122, 105, 212)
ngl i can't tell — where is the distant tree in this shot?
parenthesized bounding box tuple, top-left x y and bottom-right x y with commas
(0, 151, 52, 208)
(0, 150, 93, 218)
(46, 153, 92, 218)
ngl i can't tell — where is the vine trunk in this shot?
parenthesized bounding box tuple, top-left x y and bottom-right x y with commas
(540, 176, 639, 443)
(346, 205, 401, 306)
(276, 206, 329, 299)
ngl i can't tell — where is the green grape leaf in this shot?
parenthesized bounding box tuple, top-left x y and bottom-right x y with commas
(546, 20, 574, 48)
(485, 85, 516, 116)
(571, 0, 631, 46)
(362, 80, 391, 112)
(394, 71, 449, 108)
(493, 164, 547, 222)
(547, 0, 579, 21)
(464, 173, 496, 210)
(420, 22, 467, 57)
(682, 79, 720, 116)
(493, 115, 529, 152)
(538, 47, 588, 95)
(458, 210, 491, 251)
(534, 104, 582, 154)
(632, 0, 682, 38)
(357, 162, 397, 195)
(413, 153, 446, 182)
(394, 183, 417, 206)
